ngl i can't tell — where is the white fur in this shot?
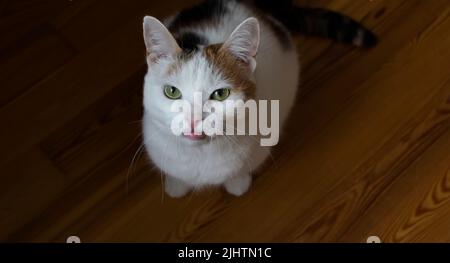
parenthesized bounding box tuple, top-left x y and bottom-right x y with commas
(142, 1, 300, 197)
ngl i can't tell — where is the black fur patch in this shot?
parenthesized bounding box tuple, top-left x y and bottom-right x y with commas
(258, 13, 292, 50)
(176, 31, 208, 54)
(254, 0, 377, 48)
(169, 0, 228, 31)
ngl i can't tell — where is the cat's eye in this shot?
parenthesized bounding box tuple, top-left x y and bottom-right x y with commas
(164, 85, 182, 99)
(210, 88, 231, 101)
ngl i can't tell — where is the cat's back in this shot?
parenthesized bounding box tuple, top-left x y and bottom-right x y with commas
(166, 0, 253, 48)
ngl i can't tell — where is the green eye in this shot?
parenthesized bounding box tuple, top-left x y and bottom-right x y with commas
(210, 88, 231, 101)
(164, 85, 182, 99)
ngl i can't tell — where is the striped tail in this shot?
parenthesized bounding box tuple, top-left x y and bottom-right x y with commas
(254, 0, 378, 48)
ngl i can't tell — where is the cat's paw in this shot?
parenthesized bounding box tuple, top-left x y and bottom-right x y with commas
(224, 174, 252, 196)
(165, 176, 191, 198)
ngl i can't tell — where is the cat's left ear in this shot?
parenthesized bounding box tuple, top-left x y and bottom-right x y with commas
(143, 16, 181, 63)
(222, 17, 260, 73)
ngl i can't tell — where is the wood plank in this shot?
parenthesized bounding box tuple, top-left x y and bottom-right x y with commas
(40, 68, 144, 182)
(0, 0, 72, 50)
(0, 147, 65, 240)
(55, 0, 200, 51)
(282, 0, 446, 157)
(0, 15, 146, 167)
(6, 141, 149, 242)
(50, 0, 98, 29)
(0, 27, 75, 106)
(340, 129, 450, 243)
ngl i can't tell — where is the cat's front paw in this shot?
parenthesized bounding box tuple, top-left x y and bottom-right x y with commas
(224, 174, 252, 196)
(165, 176, 191, 198)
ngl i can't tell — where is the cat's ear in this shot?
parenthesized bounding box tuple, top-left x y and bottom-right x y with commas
(222, 17, 260, 73)
(143, 16, 181, 63)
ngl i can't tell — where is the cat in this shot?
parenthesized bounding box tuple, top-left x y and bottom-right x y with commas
(142, 0, 376, 198)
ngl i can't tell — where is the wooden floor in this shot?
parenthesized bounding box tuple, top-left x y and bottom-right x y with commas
(1, 0, 450, 243)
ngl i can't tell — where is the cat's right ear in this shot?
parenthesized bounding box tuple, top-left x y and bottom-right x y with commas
(221, 17, 260, 73)
(143, 16, 181, 63)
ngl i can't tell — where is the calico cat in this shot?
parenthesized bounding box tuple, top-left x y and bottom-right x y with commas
(142, 0, 376, 197)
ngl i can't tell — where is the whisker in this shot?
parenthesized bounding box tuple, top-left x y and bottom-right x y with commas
(159, 139, 171, 203)
(126, 143, 146, 195)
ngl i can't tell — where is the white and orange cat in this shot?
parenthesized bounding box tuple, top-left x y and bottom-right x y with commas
(142, 0, 376, 197)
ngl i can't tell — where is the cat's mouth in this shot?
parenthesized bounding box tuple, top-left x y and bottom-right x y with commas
(182, 132, 208, 141)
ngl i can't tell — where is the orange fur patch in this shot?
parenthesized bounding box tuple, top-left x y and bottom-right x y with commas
(203, 44, 256, 98)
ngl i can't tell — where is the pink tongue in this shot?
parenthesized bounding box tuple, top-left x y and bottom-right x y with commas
(184, 120, 206, 140)
(184, 133, 206, 140)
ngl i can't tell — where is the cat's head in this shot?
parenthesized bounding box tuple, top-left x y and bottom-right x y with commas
(142, 16, 260, 143)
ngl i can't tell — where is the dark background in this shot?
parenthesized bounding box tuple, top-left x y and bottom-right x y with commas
(1, 0, 449, 242)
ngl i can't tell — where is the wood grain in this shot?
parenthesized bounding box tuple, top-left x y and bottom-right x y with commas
(1, 0, 450, 242)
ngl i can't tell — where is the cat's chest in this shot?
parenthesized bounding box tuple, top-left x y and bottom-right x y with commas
(157, 138, 249, 184)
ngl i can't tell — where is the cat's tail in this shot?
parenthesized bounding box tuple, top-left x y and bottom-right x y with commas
(253, 0, 378, 48)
